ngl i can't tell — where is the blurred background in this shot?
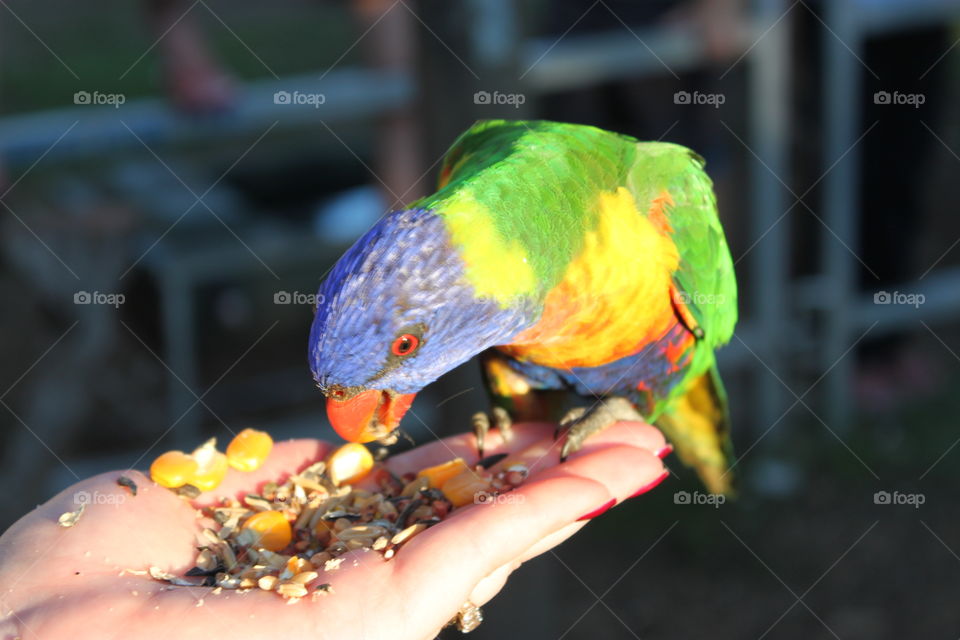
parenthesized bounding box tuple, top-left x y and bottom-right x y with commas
(1, 0, 959, 637)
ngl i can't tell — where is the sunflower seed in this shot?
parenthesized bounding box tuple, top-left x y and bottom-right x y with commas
(58, 504, 85, 528)
(391, 522, 426, 546)
(117, 476, 138, 496)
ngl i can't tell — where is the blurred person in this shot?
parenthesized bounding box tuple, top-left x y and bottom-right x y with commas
(145, 0, 236, 113)
(0, 0, 424, 204)
(315, 0, 426, 239)
(0, 0, 233, 189)
(353, 0, 425, 204)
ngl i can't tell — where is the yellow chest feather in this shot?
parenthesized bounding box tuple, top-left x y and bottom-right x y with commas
(501, 187, 679, 368)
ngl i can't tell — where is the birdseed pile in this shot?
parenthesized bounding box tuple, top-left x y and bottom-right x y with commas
(148, 441, 528, 606)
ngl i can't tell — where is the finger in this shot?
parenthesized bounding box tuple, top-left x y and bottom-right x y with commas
(398, 421, 665, 580)
(489, 420, 666, 477)
(385, 418, 665, 477)
(464, 521, 585, 608)
(469, 520, 589, 601)
(516, 521, 586, 564)
(385, 422, 555, 476)
(392, 431, 665, 626)
(468, 560, 518, 607)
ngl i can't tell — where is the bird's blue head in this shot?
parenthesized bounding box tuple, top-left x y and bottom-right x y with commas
(309, 208, 530, 443)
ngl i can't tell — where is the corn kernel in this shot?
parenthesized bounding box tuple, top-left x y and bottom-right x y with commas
(286, 556, 311, 575)
(227, 428, 273, 472)
(326, 443, 374, 486)
(150, 451, 199, 489)
(416, 458, 470, 489)
(190, 439, 229, 491)
(242, 510, 292, 552)
(440, 469, 492, 507)
(258, 575, 278, 591)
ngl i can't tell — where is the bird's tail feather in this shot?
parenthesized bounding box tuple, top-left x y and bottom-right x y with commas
(655, 365, 736, 495)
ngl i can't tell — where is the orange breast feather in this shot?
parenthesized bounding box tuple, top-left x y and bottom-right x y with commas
(500, 187, 680, 369)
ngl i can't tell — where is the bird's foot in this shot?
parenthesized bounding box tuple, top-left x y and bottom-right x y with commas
(558, 397, 643, 461)
(471, 406, 513, 458)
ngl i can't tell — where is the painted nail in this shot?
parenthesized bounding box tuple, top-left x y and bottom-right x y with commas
(576, 498, 616, 521)
(627, 470, 670, 499)
(655, 444, 674, 459)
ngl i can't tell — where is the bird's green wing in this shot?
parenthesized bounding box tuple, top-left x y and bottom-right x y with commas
(626, 143, 738, 494)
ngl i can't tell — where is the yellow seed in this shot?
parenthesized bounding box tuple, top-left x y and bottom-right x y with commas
(291, 570, 318, 585)
(242, 511, 292, 552)
(277, 582, 307, 599)
(391, 522, 426, 546)
(226, 428, 273, 472)
(286, 556, 311, 575)
(326, 443, 374, 485)
(416, 458, 470, 489)
(258, 575, 278, 591)
(150, 451, 199, 489)
(441, 469, 492, 507)
(190, 439, 229, 491)
(401, 476, 429, 497)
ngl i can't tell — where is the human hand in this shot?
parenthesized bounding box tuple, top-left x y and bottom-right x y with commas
(0, 421, 668, 640)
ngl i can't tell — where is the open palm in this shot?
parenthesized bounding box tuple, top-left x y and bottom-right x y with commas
(0, 421, 667, 640)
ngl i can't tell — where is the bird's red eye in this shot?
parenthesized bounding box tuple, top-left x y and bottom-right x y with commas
(391, 333, 419, 357)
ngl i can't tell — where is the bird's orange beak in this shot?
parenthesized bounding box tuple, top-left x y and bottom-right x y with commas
(326, 389, 416, 443)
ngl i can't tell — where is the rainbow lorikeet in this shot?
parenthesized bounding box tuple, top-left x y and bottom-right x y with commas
(308, 120, 738, 494)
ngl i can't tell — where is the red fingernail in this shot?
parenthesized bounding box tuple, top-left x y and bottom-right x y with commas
(628, 470, 670, 499)
(577, 498, 616, 521)
(655, 444, 674, 459)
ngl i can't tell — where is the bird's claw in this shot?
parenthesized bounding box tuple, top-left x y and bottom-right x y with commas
(471, 406, 513, 458)
(557, 397, 643, 461)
